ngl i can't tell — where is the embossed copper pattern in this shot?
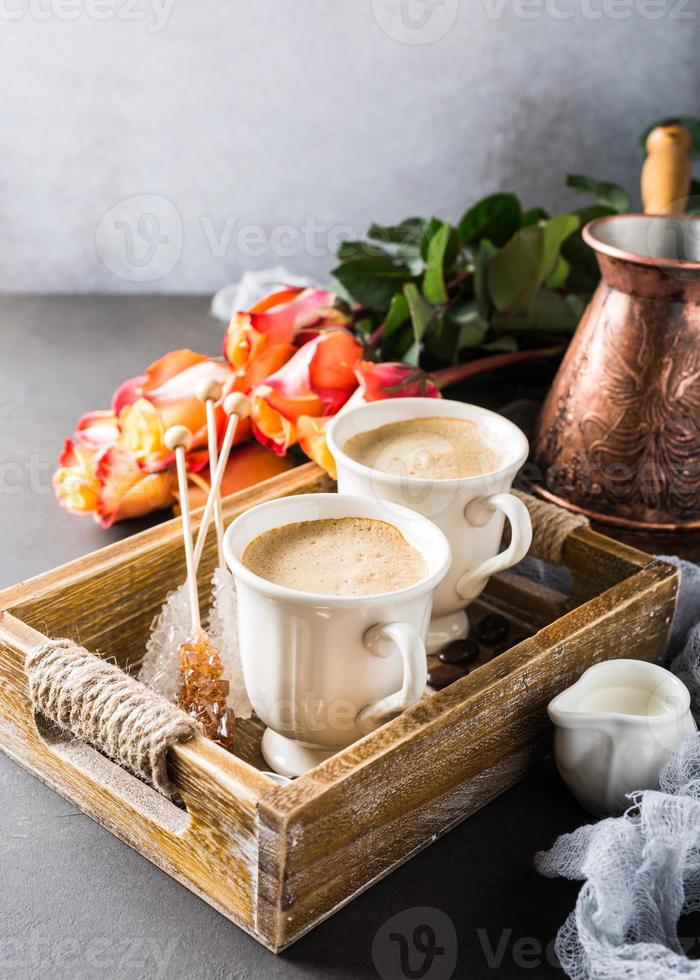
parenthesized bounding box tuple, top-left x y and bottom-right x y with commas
(531, 216, 700, 531)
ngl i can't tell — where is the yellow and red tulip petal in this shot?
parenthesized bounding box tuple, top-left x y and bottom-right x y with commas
(112, 348, 210, 413)
(223, 287, 348, 371)
(118, 397, 166, 469)
(308, 330, 363, 403)
(116, 355, 239, 472)
(263, 330, 361, 410)
(74, 410, 120, 447)
(235, 342, 297, 393)
(224, 287, 307, 371)
(248, 287, 342, 335)
(297, 416, 337, 479)
(248, 331, 362, 455)
(117, 398, 204, 472)
(249, 286, 306, 314)
(182, 442, 296, 512)
(249, 384, 318, 455)
(224, 316, 266, 372)
(95, 445, 176, 528)
(53, 440, 101, 515)
(143, 358, 233, 437)
(355, 360, 441, 401)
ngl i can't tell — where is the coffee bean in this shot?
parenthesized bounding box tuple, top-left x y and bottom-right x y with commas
(476, 613, 509, 645)
(492, 644, 510, 657)
(438, 638, 480, 667)
(428, 663, 468, 690)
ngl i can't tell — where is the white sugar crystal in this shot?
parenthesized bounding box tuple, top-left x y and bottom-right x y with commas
(208, 566, 253, 718)
(139, 582, 191, 701)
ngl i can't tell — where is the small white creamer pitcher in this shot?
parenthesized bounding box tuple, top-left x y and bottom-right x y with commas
(549, 659, 696, 816)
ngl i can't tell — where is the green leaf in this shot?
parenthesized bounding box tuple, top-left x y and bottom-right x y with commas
(425, 315, 461, 362)
(458, 320, 489, 351)
(367, 218, 427, 268)
(336, 240, 391, 262)
(403, 283, 435, 355)
(383, 292, 410, 337)
(561, 204, 613, 293)
(493, 289, 581, 334)
(420, 217, 442, 260)
(444, 299, 489, 352)
(546, 255, 570, 290)
(331, 256, 413, 312)
(473, 239, 497, 318)
(638, 116, 700, 158)
(368, 217, 426, 248)
(402, 340, 421, 367)
(487, 213, 580, 314)
(566, 174, 630, 213)
(458, 193, 521, 247)
(521, 207, 549, 227)
(423, 222, 458, 304)
(449, 298, 482, 326)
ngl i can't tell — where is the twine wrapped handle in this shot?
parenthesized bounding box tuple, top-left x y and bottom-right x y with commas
(25, 639, 201, 796)
(512, 490, 589, 564)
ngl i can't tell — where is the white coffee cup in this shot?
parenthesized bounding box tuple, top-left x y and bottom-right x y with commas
(223, 493, 450, 777)
(327, 398, 533, 650)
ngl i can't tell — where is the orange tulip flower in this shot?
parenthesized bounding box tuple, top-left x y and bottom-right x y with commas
(250, 329, 363, 455)
(223, 286, 349, 382)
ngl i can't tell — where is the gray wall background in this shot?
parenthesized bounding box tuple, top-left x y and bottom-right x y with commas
(2, 0, 698, 294)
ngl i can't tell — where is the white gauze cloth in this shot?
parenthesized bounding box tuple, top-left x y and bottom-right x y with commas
(535, 557, 700, 980)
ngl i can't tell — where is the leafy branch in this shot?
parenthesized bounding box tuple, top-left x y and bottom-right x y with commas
(332, 115, 699, 383)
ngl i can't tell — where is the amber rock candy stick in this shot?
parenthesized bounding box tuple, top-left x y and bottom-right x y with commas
(164, 424, 237, 752)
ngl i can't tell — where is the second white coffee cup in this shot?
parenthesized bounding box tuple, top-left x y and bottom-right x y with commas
(327, 398, 533, 650)
(224, 493, 450, 777)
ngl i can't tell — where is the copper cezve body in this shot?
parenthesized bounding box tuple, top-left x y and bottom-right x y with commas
(532, 214, 700, 531)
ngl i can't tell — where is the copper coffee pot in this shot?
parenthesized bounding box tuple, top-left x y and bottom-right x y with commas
(531, 125, 700, 532)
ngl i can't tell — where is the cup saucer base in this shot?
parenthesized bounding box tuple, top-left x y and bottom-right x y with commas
(427, 610, 469, 655)
(262, 728, 338, 778)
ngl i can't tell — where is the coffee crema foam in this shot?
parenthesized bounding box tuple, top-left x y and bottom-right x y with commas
(343, 417, 503, 480)
(242, 517, 427, 596)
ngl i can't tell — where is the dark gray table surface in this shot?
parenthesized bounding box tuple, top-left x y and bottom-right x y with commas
(1, 295, 590, 980)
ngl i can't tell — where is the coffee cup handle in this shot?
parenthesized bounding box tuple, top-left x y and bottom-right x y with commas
(356, 622, 426, 732)
(456, 492, 533, 601)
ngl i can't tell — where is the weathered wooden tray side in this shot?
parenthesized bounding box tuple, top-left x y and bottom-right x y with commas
(0, 463, 680, 953)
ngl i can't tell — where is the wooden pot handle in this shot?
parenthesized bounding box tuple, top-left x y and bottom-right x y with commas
(641, 124, 692, 216)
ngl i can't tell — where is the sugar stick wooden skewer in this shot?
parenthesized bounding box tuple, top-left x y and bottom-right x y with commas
(193, 392, 250, 573)
(164, 425, 200, 634)
(196, 379, 225, 571)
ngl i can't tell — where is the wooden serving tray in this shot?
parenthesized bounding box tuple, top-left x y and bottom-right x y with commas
(0, 463, 679, 952)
